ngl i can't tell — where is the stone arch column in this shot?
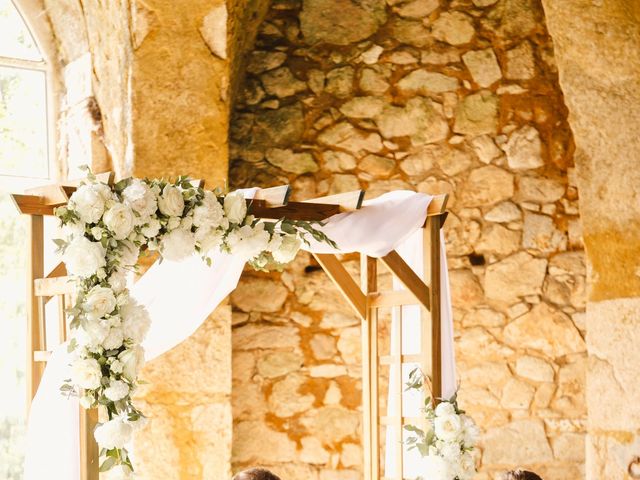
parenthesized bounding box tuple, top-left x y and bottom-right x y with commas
(39, 0, 271, 477)
(540, 1, 640, 478)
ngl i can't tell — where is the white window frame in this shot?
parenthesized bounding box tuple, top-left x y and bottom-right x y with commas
(0, 0, 60, 190)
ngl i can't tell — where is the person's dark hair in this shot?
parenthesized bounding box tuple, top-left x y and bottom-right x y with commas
(232, 467, 281, 480)
(503, 470, 543, 480)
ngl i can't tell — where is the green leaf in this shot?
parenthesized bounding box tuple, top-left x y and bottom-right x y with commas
(99, 456, 117, 472)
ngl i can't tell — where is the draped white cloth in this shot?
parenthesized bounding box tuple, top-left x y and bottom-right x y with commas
(23, 190, 456, 479)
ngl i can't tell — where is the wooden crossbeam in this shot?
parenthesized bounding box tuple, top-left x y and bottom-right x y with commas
(312, 253, 366, 320)
(379, 250, 430, 311)
(34, 276, 74, 297)
(303, 190, 364, 212)
(367, 290, 417, 308)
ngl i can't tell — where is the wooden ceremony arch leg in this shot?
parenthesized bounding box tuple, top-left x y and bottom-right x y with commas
(360, 255, 379, 480)
(26, 214, 44, 409)
(428, 215, 443, 403)
(79, 405, 99, 480)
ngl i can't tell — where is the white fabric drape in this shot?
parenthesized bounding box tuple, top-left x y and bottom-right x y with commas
(23, 190, 456, 479)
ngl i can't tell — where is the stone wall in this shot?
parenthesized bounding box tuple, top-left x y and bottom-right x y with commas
(229, 0, 587, 478)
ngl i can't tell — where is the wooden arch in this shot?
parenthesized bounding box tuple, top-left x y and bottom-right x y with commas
(11, 173, 448, 480)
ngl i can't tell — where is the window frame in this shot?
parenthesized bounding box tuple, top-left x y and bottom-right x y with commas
(0, 0, 60, 189)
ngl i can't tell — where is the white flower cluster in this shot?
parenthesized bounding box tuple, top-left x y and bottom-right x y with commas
(55, 171, 332, 474)
(416, 400, 480, 480)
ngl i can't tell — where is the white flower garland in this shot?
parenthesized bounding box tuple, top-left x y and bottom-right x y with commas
(405, 370, 480, 480)
(55, 170, 335, 476)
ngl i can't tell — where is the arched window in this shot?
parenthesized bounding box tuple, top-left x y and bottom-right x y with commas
(0, 1, 57, 478)
(0, 0, 51, 181)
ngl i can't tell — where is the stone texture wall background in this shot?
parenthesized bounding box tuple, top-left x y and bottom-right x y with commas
(229, 0, 587, 478)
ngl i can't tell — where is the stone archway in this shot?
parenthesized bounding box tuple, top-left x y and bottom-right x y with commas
(541, 1, 640, 478)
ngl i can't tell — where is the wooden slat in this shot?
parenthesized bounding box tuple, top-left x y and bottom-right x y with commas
(304, 190, 364, 211)
(249, 199, 341, 221)
(254, 185, 291, 207)
(26, 215, 44, 408)
(23, 184, 69, 205)
(380, 250, 430, 311)
(79, 405, 99, 480)
(379, 354, 424, 366)
(58, 295, 67, 343)
(379, 416, 424, 426)
(426, 194, 449, 216)
(33, 350, 52, 362)
(34, 275, 75, 297)
(368, 290, 417, 308)
(429, 216, 443, 403)
(313, 253, 366, 320)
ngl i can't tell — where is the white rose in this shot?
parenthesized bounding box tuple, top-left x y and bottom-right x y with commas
(461, 414, 480, 447)
(71, 357, 103, 390)
(59, 221, 85, 240)
(90, 226, 104, 240)
(160, 228, 195, 261)
(93, 183, 116, 203)
(122, 179, 157, 220)
(141, 218, 161, 238)
(103, 204, 135, 240)
(110, 359, 124, 374)
(83, 286, 117, 321)
(223, 191, 247, 224)
(63, 236, 106, 277)
(166, 216, 181, 230)
(118, 346, 145, 382)
(109, 269, 128, 293)
(102, 464, 133, 480)
(103, 327, 124, 350)
(104, 379, 130, 401)
(435, 401, 456, 417)
(434, 413, 463, 442)
(193, 191, 225, 228)
(120, 299, 151, 343)
(94, 417, 132, 449)
(195, 226, 224, 254)
(75, 319, 110, 348)
(420, 454, 456, 480)
(456, 452, 476, 480)
(226, 223, 270, 259)
(68, 184, 105, 224)
(119, 240, 140, 267)
(438, 441, 462, 461)
(271, 234, 301, 264)
(158, 185, 185, 217)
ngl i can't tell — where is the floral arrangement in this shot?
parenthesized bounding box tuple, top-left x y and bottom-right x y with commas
(404, 369, 480, 480)
(54, 168, 335, 476)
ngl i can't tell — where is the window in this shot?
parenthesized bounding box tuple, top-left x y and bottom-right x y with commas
(0, 1, 56, 478)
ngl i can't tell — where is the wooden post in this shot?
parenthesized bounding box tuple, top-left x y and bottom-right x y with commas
(361, 255, 378, 480)
(393, 306, 403, 480)
(26, 214, 44, 409)
(79, 405, 99, 480)
(428, 215, 443, 403)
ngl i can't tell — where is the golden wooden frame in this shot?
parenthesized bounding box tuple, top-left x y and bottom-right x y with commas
(11, 173, 448, 480)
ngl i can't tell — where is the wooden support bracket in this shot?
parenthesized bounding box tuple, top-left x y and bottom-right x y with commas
(379, 250, 430, 311)
(312, 253, 366, 320)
